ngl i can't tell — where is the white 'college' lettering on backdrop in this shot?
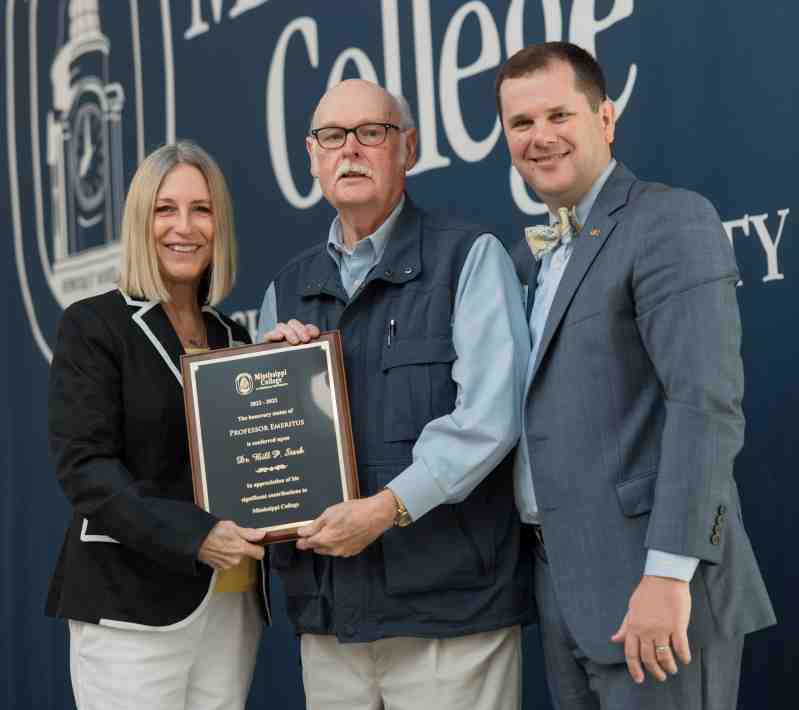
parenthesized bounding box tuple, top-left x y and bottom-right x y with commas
(184, 1, 789, 290)
(185, 0, 636, 216)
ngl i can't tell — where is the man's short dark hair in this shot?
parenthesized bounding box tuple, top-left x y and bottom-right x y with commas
(495, 42, 608, 118)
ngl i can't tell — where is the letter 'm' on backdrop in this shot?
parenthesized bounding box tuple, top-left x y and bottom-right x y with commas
(2, 2, 794, 707)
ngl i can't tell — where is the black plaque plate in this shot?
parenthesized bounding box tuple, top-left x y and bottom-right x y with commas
(181, 332, 359, 543)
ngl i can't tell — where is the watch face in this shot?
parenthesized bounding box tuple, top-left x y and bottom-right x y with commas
(69, 97, 106, 213)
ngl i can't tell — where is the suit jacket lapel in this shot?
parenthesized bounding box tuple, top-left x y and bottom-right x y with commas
(118, 290, 184, 386)
(204, 307, 242, 349)
(122, 291, 244, 386)
(530, 164, 635, 380)
(134, 300, 184, 385)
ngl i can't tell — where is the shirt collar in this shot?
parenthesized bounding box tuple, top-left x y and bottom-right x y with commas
(576, 158, 616, 226)
(548, 158, 617, 230)
(326, 194, 406, 265)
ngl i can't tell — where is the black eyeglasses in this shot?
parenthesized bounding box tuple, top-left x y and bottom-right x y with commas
(309, 123, 401, 150)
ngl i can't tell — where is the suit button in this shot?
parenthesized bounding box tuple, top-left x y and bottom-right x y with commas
(711, 533, 721, 545)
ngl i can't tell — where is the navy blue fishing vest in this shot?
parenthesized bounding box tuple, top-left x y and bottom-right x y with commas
(271, 198, 532, 642)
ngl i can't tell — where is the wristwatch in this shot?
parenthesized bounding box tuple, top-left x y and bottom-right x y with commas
(392, 491, 412, 527)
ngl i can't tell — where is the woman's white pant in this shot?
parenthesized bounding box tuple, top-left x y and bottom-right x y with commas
(69, 590, 262, 710)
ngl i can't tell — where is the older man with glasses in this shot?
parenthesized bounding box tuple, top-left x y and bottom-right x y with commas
(256, 79, 533, 710)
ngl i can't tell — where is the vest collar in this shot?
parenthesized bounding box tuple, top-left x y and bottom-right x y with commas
(298, 196, 423, 299)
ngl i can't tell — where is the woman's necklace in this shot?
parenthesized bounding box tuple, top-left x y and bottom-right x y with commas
(164, 305, 208, 351)
(183, 328, 208, 351)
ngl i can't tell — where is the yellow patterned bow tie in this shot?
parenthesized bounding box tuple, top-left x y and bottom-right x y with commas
(525, 206, 581, 260)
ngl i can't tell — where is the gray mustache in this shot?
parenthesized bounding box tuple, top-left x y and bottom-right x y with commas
(335, 160, 373, 180)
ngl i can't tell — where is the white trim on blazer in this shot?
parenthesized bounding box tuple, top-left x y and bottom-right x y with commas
(99, 570, 220, 633)
(120, 290, 245, 386)
(122, 291, 184, 385)
(80, 518, 120, 544)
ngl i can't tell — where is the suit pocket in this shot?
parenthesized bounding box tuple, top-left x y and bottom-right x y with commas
(381, 337, 456, 442)
(615, 471, 657, 517)
(562, 309, 604, 329)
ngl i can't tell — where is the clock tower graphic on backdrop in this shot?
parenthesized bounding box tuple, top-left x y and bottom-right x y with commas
(47, 0, 125, 280)
(7, 0, 175, 361)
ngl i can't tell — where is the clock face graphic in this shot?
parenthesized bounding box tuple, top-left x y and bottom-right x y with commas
(69, 93, 107, 213)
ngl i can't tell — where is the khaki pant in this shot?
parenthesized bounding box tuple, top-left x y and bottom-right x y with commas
(301, 625, 521, 710)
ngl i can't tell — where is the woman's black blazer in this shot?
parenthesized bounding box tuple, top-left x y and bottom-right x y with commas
(46, 289, 269, 629)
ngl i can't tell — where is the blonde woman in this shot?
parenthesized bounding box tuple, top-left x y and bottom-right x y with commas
(47, 141, 268, 710)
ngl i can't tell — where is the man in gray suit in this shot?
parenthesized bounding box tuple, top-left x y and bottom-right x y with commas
(497, 42, 775, 709)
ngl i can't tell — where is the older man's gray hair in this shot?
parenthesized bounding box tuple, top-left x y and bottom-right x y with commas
(309, 88, 416, 132)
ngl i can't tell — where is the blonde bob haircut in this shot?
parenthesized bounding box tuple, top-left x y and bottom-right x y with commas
(118, 140, 236, 305)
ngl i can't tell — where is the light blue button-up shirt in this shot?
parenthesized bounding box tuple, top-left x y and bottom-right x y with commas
(513, 160, 699, 582)
(257, 199, 530, 522)
(327, 196, 405, 297)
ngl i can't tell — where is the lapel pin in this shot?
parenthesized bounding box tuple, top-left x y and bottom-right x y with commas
(589, 228, 601, 238)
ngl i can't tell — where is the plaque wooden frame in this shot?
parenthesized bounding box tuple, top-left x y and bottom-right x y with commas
(181, 332, 359, 544)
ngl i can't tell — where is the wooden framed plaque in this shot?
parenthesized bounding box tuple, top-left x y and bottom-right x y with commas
(181, 332, 359, 544)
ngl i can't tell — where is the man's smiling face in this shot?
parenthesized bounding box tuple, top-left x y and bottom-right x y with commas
(500, 59, 615, 211)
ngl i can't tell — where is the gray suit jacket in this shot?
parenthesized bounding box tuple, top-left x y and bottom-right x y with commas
(522, 163, 775, 663)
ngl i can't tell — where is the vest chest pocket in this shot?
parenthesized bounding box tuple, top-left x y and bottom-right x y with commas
(380, 337, 457, 442)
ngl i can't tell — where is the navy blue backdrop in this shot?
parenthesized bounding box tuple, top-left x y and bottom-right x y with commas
(2, 1, 794, 708)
